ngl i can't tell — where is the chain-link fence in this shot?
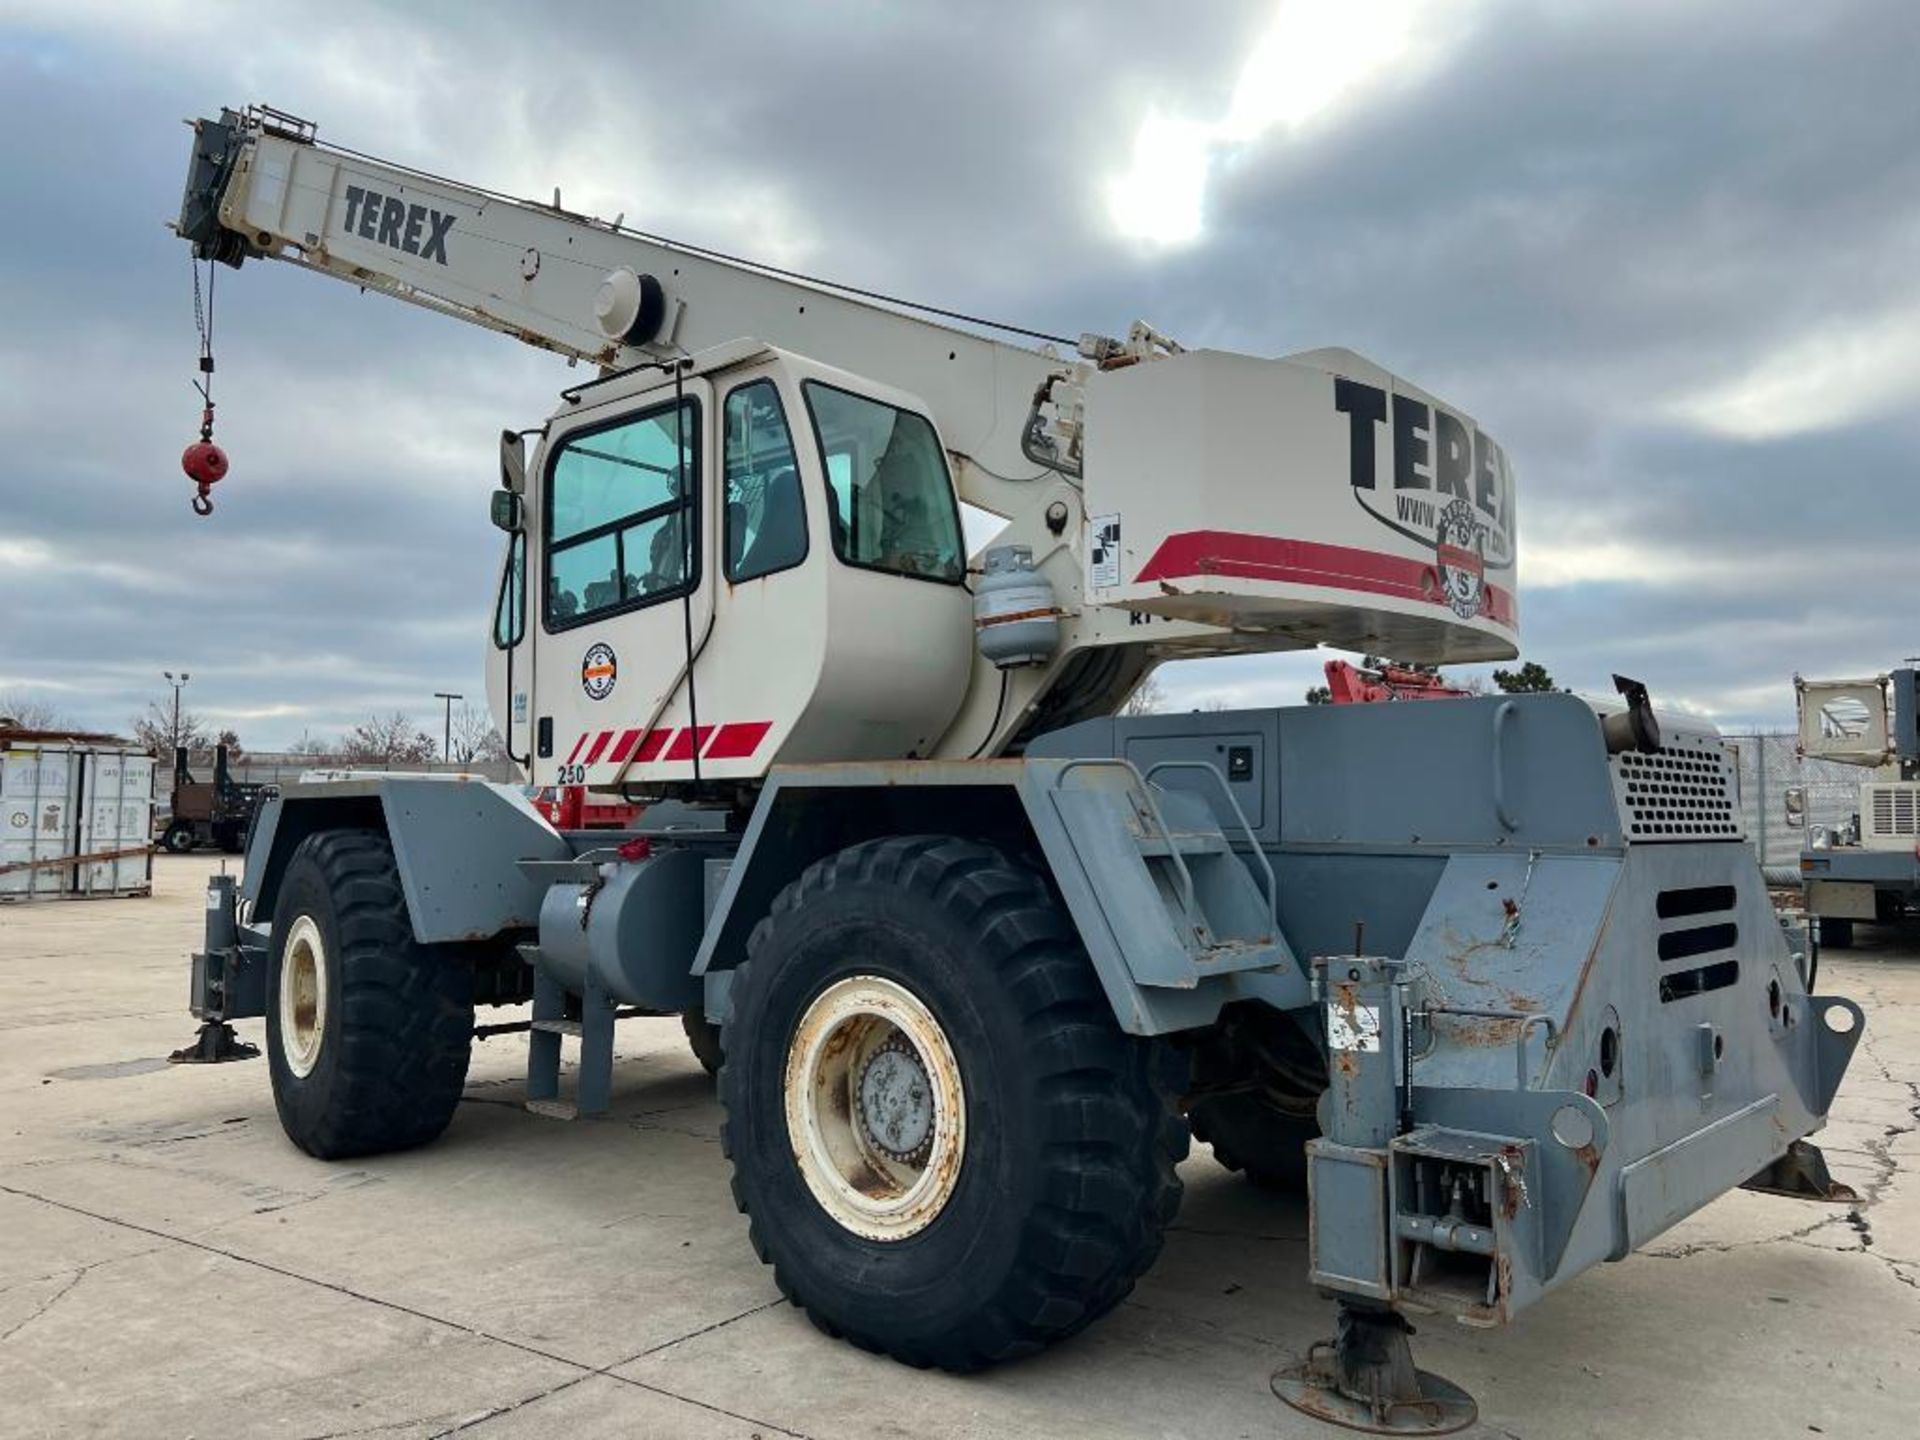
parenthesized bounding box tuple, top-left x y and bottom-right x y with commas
(1723, 732, 1861, 873)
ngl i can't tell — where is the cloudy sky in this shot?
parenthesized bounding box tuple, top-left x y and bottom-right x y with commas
(2, 0, 1914, 746)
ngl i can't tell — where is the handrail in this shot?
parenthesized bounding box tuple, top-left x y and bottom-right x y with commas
(1143, 760, 1278, 928)
(1050, 757, 1201, 929)
(1421, 1004, 1558, 1090)
(1492, 701, 1520, 832)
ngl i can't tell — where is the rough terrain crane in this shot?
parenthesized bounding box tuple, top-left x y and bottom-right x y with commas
(172, 105, 1861, 1433)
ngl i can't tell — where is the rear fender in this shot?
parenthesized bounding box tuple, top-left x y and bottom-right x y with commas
(693, 760, 1310, 1034)
(240, 777, 568, 944)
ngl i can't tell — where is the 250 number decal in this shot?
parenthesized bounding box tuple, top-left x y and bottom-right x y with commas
(555, 763, 587, 785)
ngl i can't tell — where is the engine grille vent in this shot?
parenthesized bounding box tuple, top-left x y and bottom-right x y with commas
(1613, 739, 1741, 841)
(1867, 785, 1919, 839)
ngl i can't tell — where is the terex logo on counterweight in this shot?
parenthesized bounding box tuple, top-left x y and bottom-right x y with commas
(1334, 377, 1515, 621)
(342, 184, 455, 265)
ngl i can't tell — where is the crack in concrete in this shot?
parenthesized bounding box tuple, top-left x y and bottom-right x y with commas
(1646, 999, 1920, 1283)
(434, 1299, 801, 1437)
(1167, 1222, 1308, 1246)
(1121, 1295, 1288, 1351)
(0, 1181, 815, 1440)
(307, 1412, 467, 1440)
(628, 1297, 787, 1361)
(0, 1246, 164, 1300)
(0, 1265, 87, 1344)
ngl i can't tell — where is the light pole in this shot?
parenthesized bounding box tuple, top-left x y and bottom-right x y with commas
(433, 692, 463, 764)
(162, 671, 191, 754)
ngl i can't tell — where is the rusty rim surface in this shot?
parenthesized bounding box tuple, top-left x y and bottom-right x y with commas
(783, 975, 965, 1241)
(279, 914, 328, 1079)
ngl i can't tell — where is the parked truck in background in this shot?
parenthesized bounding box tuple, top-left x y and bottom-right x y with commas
(160, 744, 269, 854)
(1792, 668, 1920, 948)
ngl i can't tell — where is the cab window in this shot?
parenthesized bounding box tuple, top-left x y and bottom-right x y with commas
(492, 531, 524, 648)
(724, 380, 807, 581)
(801, 382, 962, 583)
(544, 399, 699, 628)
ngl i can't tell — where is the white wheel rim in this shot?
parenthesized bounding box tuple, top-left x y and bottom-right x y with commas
(279, 915, 328, 1079)
(784, 975, 966, 1242)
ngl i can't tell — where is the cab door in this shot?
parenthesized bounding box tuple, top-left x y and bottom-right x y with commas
(530, 379, 714, 784)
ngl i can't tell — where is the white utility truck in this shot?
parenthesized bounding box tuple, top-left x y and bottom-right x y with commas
(1792, 669, 1920, 947)
(172, 106, 1859, 1433)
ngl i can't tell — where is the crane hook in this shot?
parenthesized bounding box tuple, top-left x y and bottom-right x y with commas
(182, 403, 228, 517)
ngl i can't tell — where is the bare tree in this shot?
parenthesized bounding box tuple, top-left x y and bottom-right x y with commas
(214, 727, 245, 760)
(1120, 676, 1166, 717)
(0, 690, 73, 731)
(449, 702, 507, 764)
(288, 729, 339, 760)
(131, 698, 211, 755)
(337, 711, 440, 766)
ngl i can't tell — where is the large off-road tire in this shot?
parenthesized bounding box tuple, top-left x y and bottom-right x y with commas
(681, 1010, 724, 1078)
(1819, 916, 1855, 950)
(266, 828, 475, 1160)
(1188, 1094, 1317, 1191)
(161, 821, 194, 854)
(719, 835, 1187, 1371)
(1185, 1002, 1325, 1192)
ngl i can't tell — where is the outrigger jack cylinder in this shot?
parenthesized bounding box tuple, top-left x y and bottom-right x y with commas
(1273, 955, 1477, 1434)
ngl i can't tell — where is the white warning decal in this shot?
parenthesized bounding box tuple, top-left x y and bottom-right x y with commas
(1327, 1002, 1382, 1053)
(1089, 513, 1122, 589)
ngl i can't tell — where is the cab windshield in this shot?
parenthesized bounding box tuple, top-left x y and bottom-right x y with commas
(802, 382, 963, 584)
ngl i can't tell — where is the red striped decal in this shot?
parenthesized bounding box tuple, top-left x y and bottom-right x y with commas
(582, 731, 613, 764)
(663, 725, 715, 761)
(607, 728, 644, 763)
(635, 728, 672, 762)
(1133, 531, 1516, 627)
(563, 732, 587, 765)
(705, 721, 773, 760)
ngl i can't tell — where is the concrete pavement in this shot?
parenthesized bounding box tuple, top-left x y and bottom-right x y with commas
(1, 856, 1916, 1438)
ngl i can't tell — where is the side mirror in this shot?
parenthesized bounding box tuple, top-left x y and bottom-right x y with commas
(1784, 786, 1807, 828)
(490, 488, 523, 532)
(499, 429, 527, 494)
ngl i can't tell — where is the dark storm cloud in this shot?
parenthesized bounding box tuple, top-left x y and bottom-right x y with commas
(1, 0, 1915, 742)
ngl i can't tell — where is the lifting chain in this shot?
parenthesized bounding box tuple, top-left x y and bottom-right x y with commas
(181, 258, 230, 516)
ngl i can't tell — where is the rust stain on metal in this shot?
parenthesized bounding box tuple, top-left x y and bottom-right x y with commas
(1498, 1146, 1527, 1218)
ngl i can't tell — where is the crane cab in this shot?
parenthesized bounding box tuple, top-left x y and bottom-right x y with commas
(485, 345, 975, 789)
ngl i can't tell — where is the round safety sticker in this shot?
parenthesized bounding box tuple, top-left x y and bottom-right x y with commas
(1433, 497, 1487, 620)
(581, 642, 617, 701)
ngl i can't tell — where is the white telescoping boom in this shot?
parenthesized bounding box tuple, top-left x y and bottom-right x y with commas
(178, 105, 1519, 789)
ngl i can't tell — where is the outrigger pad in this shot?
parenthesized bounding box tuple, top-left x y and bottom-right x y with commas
(1742, 1139, 1858, 1203)
(1272, 1306, 1478, 1436)
(168, 1020, 260, 1065)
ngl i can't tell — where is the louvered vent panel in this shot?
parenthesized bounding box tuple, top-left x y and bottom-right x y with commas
(1613, 739, 1742, 841)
